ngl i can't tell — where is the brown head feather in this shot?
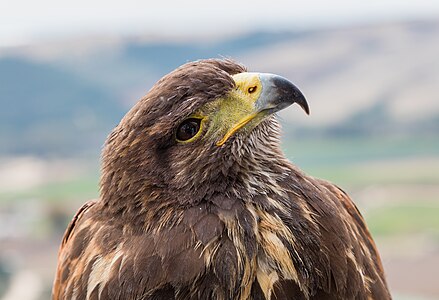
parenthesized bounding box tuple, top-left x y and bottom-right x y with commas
(100, 59, 247, 209)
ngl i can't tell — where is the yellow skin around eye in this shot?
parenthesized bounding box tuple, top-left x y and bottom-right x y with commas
(177, 73, 265, 145)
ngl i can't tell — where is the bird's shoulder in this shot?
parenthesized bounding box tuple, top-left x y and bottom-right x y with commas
(60, 199, 98, 247)
(53, 199, 98, 299)
(53, 199, 222, 299)
(275, 174, 391, 299)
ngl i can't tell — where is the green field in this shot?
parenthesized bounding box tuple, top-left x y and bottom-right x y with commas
(366, 203, 439, 236)
(0, 173, 99, 203)
(283, 135, 439, 184)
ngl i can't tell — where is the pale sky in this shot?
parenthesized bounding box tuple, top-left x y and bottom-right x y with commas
(1, 0, 439, 46)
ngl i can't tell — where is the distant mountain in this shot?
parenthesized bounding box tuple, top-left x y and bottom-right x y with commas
(1, 20, 438, 157)
(0, 57, 124, 156)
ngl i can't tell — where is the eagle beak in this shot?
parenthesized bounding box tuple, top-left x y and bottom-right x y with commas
(216, 73, 309, 146)
(256, 73, 309, 116)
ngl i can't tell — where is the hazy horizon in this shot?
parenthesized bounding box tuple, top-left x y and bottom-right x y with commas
(2, 0, 439, 47)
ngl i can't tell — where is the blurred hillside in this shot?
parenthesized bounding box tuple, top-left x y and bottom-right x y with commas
(1, 19, 438, 157)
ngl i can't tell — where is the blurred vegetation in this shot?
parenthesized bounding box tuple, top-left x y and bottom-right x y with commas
(367, 204, 439, 236)
(0, 173, 99, 204)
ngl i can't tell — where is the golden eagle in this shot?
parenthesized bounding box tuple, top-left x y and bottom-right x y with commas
(53, 59, 391, 299)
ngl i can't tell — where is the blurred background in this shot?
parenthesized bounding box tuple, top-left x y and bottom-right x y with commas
(1, 1, 438, 299)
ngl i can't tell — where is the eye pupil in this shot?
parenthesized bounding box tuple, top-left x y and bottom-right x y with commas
(248, 86, 257, 93)
(176, 118, 201, 141)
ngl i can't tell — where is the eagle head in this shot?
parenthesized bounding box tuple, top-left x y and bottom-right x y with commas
(100, 59, 308, 208)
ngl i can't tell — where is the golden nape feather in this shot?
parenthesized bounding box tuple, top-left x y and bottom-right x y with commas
(53, 59, 391, 300)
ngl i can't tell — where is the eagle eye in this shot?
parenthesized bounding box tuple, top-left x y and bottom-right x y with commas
(248, 86, 257, 93)
(176, 118, 202, 142)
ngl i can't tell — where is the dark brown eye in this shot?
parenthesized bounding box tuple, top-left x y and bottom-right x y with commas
(248, 86, 257, 93)
(176, 118, 202, 141)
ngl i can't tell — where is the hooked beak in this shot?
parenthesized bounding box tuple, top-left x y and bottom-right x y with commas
(256, 73, 309, 115)
(216, 73, 309, 146)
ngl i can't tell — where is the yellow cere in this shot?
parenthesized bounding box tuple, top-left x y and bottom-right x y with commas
(232, 72, 263, 102)
(216, 72, 264, 146)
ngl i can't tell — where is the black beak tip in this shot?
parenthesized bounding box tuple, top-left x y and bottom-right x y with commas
(272, 75, 310, 115)
(300, 95, 310, 115)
